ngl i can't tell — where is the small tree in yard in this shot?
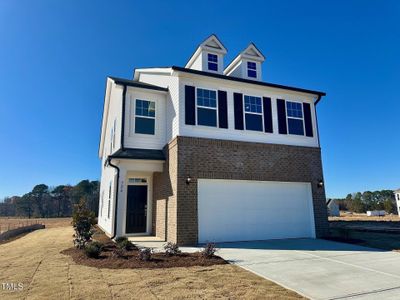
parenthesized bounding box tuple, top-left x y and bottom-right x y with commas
(72, 198, 96, 249)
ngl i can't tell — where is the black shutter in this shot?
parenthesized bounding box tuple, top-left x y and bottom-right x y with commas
(185, 85, 196, 125)
(303, 103, 314, 137)
(233, 93, 244, 130)
(262, 97, 273, 133)
(218, 90, 228, 129)
(277, 99, 287, 134)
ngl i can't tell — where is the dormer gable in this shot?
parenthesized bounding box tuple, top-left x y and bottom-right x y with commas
(185, 34, 227, 74)
(224, 43, 265, 81)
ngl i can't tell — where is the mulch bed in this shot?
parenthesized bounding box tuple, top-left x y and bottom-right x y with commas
(61, 228, 227, 269)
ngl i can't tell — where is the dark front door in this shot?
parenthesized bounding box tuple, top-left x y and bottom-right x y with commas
(126, 185, 147, 233)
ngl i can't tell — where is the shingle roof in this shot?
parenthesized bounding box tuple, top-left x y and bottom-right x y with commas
(109, 148, 165, 160)
(171, 66, 326, 97)
(109, 76, 168, 92)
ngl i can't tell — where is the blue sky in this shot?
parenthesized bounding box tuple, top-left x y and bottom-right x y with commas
(0, 0, 399, 199)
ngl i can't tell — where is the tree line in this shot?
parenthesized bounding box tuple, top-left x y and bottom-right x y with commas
(0, 180, 99, 218)
(331, 190, 397, 214)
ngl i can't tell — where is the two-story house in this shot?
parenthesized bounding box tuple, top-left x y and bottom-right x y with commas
(98, 35, 329, 245)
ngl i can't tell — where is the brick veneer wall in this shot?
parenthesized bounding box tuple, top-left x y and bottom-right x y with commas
(154, 136, 329, 245)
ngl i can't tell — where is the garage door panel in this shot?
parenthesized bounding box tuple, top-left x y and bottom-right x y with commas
(198, 179, 316, 243)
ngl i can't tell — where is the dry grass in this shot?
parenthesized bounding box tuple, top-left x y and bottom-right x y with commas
(0, 217, 71, 231)
(0, 226, 303, 299)
(329, 212, 400, 222)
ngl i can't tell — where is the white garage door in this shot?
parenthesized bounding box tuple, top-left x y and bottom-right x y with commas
(198, 179, 316, 243)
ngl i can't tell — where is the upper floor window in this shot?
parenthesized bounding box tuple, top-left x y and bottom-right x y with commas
(286, 101, 304, 135)
(135, 99, 155, 135)
(197, 88, 217, 127)
(208, 53, 218, 71)
(247, 62, 257, 78)
(244, 95, 263, 131)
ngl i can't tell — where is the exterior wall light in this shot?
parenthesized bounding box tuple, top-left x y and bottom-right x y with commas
(186, 176, 192, 185)
(317, 180, 324, 188)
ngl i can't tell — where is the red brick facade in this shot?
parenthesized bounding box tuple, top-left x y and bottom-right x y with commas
(153, 136, 329, 245)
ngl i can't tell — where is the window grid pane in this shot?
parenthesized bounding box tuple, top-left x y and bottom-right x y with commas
(286, 101, 303, 118)
(197, 88, 217, 108)
(247, 61, 256, 70)
(244, 95, 262, 113)
(208, 53, 218, 62)
(136, 99, 156, 118)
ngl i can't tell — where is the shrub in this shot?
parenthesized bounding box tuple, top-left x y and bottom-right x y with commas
(164, 242, 181, 256)
(201, 243, 217, 258)
(84, 241, 103, 258)
(138, 247, 152, 261)
(72, 198, 96, 249)
(116, 239, 135, 251)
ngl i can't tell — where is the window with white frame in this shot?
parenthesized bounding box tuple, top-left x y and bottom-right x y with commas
(286, 101, 304, 135)
(107, 182, 112, 219)
(207, 53, 218, 71)
(135, 99, 155, 135)
(244, 95, 263, 131)
(247, 62, 257, 78)
(197, 88, 217, 127)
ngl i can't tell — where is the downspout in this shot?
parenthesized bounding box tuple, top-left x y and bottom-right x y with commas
(108, 157, 120, 240)
(314, 95, 323, 147)
(120, 85, 127, 151)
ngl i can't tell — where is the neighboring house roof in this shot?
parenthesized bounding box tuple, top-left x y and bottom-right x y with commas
(109, 76, 168, 92)
(395, 188, 400, 193)
(170, 66, 326, 97)
(109, 148, 165, 160)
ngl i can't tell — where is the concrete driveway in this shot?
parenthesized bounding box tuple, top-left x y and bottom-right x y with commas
(214, 239, 400, 300)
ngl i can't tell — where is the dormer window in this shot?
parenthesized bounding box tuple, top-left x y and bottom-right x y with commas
(247, 62, 257, 78)
(208, 53, 218, 71)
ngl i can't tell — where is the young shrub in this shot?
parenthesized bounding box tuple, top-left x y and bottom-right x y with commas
(201, 243, 217, 258)
(163, 242, 181, 256)
(72, 198, 96, 249)
(84, 241, 103, 258)
(138, 247, 152, 261)
(117, 239, 135, 251)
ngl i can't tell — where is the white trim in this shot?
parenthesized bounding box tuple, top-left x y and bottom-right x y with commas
(243, 94, 264, 132)
(286, 100, 306, 136)
(195, 87, 219, 128)
(123, 173, 153, 236)
(133, 98, 156, 136)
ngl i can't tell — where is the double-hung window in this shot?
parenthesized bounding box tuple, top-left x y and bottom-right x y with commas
(207, 53, 218, 71)
(244, 95, 263, 131)
(197, 88, 217, 127)
(135, 99, 155, 135)
(247, 62, 257, 78)
(286, 101, 304, 135)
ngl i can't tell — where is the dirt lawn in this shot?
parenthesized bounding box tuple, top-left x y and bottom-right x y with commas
(0, 217, 71, 231)
(329, 212, 400, 222)
(0, 226, 303, 299)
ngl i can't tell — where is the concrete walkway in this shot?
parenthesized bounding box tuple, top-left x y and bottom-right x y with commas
(208, 239, 400, 300)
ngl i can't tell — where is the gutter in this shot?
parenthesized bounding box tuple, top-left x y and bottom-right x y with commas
(107, 157, 120, 240)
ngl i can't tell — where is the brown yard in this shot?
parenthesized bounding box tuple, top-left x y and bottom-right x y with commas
(329, 212, 400, 222)
(0, 217, 71, 233)
(0, 226, 303, 299)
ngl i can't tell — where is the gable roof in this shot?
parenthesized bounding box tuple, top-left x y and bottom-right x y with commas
(185, 34, 227, 68)
(224, 42, 265, 75)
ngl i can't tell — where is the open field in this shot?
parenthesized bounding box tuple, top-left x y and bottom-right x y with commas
(0, 226, 303, 299)
(0, 217, 71, 232)
(329, 212, 400, 222)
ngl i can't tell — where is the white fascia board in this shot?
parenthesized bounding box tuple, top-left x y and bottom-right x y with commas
(224, 55, 242, 75)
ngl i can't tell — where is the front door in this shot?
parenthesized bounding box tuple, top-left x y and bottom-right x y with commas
(126, 185, 147, 233)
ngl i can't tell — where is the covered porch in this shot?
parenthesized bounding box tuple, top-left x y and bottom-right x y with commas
(108, 148, 168, 242)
